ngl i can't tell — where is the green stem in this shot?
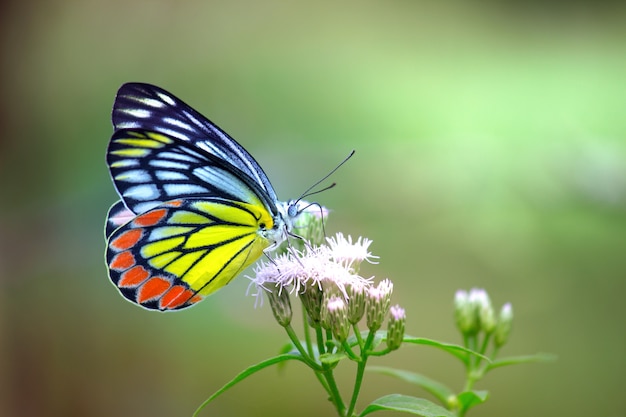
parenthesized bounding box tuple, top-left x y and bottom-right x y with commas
(322, 367, 346, 416)
(340, 340, 361, 361)
(316, 326, 326, 355)
(284, 325, 321, 371)
(302, 306, 315, 356)
(367, 348, 391, 357)
(476, 333, 491, 366)
(466, 334, 477, 368)
(353, 324, 364, 346)
(326, 328, 335, 353)
(345, 330, 376, 417)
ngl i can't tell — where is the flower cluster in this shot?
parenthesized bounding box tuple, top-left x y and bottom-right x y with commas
(248, 231, 405, 346)
(454, 288, 513, 348)
(249, 232, 378, 301)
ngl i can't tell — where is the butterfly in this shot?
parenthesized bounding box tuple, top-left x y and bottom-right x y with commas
(104, 83, 305, 311)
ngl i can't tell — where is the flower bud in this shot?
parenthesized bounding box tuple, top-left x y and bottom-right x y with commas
(321, 295, 350, 342)
(293, 203, 328, 248)
(300, 283, 324, 326)
(454, 290, 478, 334)
(473, 289, 496, 334)
(494, 303, 513, 347)
(386, 305, 406, 350)
(347, 283, 366, 324)
(366, 279, 393, 331)
(266, 285, 292, 327)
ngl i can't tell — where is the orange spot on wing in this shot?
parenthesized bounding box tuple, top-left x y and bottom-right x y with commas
(110, 251, 135, 270)
(166, 200, 183, 207)
(159, 286, 194, 310)
(118, 266, 150, 288)
(134, 209, 167, 227)
(188, 294, 204, 305)
(110, 229, 143, 251)
(137, 277, 171, 303)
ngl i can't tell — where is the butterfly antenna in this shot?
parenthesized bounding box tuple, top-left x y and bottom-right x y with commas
(295, 150, 355, 203)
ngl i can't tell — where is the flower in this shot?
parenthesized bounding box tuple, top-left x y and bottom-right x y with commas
(326, 233, 378, 272)
(248, 233, 375, 309)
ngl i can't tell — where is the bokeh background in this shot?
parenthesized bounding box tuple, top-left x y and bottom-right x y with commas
(1, 1, 625, 416)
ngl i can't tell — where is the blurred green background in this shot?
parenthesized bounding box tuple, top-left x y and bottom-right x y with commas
(1, 1, 625, 416)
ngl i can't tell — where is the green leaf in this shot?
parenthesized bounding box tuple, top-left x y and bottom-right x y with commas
(458, 390, 489, 412)
(402, 336, 489, 363)
(320, 352, 348, 365)
(360, 394, 456, 417)
(276, 341, 308, 371)
(192, 353, 307, 416)
(278, 342, 295, 354)
(366, 366, 454, 404)
(486, 353, 557, 372)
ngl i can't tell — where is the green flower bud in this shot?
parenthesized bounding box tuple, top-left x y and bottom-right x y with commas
(300, 283, 324, 326)
(293, 204, 328, 249)
(366, 279, 393, 331)
(454, 290, 478, 334)
(386, 305, 406, 351)
(494, 303, 513, 347)
(326, 296, 350, 342)
(266, 285, 292, 327)
(475, 290, 496, 334)
(347, 283, 366, 324)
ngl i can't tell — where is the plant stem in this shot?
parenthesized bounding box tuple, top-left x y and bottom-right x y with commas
(316, 326, 326, 355)
(283, 325, 320, 371)
(345, 331, 376, 417)
(353, 324, 364, 345)
(302, 306, 316, 356)
(322, 367, 346, 416)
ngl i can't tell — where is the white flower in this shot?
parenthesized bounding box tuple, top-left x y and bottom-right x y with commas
(248, 233, 376, 305)
(326, 233, 378, 271)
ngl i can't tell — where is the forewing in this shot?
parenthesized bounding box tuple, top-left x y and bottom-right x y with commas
(107, 129, 271, 214)
(112, 82, 277, 203)
(105, 198, 272, 311)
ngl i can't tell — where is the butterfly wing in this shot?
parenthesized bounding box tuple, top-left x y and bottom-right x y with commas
(105, 200, 135, 238)
(111, 82, 278, 207)
(105, 198, 274, 311)
(107, 129, 275, 215)
(105, 83, 292, 311)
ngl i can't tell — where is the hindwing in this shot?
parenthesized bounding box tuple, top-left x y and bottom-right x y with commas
(105, 198, 274, 311)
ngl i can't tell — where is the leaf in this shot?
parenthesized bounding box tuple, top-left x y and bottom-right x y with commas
(366, 366, 454, 405)
(192, 353, 307, 416)
(486, 353, 557, 372)
(276, 341, 306, 371)
(320, 352, 348, 365)
(278, 342, 295, 354)
(402, 336, 489, 363)
(458, 390, 489, 412)
(360, 394, 456, 417)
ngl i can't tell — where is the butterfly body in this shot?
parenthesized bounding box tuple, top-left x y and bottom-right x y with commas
(105, 83, 298, 311)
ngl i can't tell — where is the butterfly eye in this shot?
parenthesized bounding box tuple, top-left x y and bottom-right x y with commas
(259, 222, 267, 229)
(287, 202, 298, 218)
